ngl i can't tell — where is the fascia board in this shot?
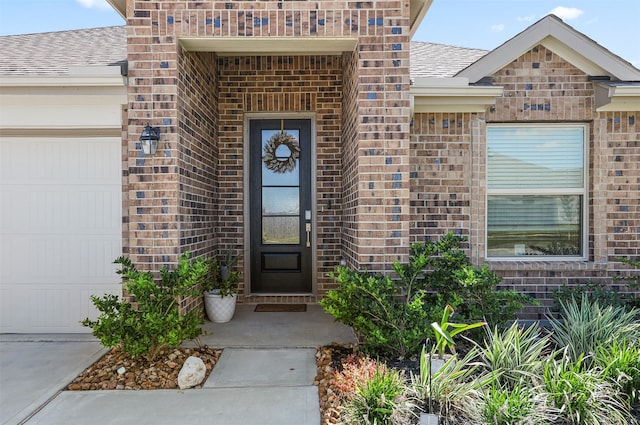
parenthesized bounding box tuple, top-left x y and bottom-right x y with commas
(411, 84, 503, 113)
(0, 75, 127, 88)
(457, 15, 640, 83)
(410, 0, 433, 39)
(179, 37, 357, 55)
(106, 0, 126, 19)
(595, 83, 640, 111)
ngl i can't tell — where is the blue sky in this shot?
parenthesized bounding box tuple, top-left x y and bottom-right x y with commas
(1, 0, 638, 67)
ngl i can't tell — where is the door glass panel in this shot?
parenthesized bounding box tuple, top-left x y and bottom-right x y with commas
(262, 129, 300, 186)
(262, 216, 300, 245)
(262, 187, 299, 215)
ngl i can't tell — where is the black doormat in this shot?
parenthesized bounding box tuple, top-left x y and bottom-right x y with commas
(254, 304, 307, 312)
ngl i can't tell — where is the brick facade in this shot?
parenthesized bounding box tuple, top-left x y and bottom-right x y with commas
(410, 46, 639, 319)
(123, 0, 411, 303)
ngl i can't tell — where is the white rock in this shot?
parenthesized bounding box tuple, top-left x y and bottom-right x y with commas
(177, 356, 206, 389)
(117, 367, 126, 375)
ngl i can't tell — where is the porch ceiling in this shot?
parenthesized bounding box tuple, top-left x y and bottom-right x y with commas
(179, 37, 358, 55)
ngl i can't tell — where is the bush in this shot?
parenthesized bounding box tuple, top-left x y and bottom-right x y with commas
(548, 295, 640, 366)
(596, 339, 640, 405)
(480, 382, 554, 425)
(543, 352, 632, 425)
(477, 322, 548, 390)
(321, 233, 536, 358)
(337, 358, 412, 425)
(82, 252, 207, 361)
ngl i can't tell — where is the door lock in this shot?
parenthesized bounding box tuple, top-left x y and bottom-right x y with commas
(305, 223, 311, 247)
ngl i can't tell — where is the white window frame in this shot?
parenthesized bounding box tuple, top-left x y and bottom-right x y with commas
(485, 123, 589, 261)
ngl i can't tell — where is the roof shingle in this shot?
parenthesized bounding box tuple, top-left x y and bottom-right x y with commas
(0, 26, 127, 76)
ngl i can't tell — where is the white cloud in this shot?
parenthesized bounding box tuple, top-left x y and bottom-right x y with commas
(549, 6, 584, 20)
(76, 0, 112, 10)
(517, 15, 536, 22)
(491, 24, 505, 32)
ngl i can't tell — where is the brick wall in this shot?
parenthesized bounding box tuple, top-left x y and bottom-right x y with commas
(124, 0, 412, 302)
(410, 45, 639, 318)
(216, 55, 344, 301)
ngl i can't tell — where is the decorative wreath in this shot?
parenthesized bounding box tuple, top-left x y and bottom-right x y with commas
(262, 131, 300, 173)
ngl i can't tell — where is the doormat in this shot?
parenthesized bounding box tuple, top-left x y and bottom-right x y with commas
(254, 304, 307, 313)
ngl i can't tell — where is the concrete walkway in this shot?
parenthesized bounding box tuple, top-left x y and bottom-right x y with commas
(1, 304, 356, 425)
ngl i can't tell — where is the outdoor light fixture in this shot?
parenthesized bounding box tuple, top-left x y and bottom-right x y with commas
(139, 124, 160, 156)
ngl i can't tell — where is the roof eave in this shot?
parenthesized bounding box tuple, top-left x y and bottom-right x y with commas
(411, 77, 504, 113)
(595, 83, 640, 112)
(456, 15, 640, 83)
(107, 0, 126, 19)
(410, 0, 433, 39)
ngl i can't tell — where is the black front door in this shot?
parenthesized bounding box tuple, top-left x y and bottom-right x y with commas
(249, 119, 312, 293)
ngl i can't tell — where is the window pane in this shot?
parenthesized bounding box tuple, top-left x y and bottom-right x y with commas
(262, 216, 300, 245)
(487, 127, 584, 189)
(262, 129, 300, 186)
(487, 195, 582, 256)
(262, 187, 299, 215)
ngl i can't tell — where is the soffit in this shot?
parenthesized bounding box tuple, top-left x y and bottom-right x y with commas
(179, 37, 357, 55)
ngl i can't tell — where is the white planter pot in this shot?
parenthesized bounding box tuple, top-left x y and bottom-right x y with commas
(203, 291, 237, 323)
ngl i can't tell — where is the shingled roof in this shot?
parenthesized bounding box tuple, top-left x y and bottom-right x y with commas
(0, 26, 126, 76)
(0, 26, 487, 78)
(410, 41, 487, 78)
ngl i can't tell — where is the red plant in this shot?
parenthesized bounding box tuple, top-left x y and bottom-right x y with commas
(331, 355, 387, 400)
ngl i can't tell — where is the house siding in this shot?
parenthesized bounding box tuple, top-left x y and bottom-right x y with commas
(411, 45, 639, 319)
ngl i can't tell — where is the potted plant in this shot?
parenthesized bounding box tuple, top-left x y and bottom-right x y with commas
(203, 256, 239, 323)
(220, 245, 239, 281)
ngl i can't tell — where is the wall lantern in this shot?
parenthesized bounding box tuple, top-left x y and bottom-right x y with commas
(139, 124, 160, 156)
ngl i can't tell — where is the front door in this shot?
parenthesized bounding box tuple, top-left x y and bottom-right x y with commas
(249, 119, 312, 293)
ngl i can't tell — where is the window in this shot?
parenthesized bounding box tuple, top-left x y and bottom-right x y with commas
(486, 125, 587, 258)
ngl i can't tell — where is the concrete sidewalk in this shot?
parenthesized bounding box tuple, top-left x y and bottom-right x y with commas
(1, 304, 356, 425)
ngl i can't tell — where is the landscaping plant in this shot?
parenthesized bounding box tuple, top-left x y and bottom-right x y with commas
(548, 294, 640, 366)
(480, 382, 555, 425)
(82, 252, 208, 361)
(431, 304, 486, 359)
(543, 350, 634, 425)
(596, 339, 640, 405)
(477, 322, 548, 390)
(321, 232, 536, 359)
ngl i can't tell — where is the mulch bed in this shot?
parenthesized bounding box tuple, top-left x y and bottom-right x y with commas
(67, 346, 222, 391)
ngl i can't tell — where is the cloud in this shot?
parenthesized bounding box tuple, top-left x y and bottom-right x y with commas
(517, 15, 536, 22)
(76, 0, 112, 10)
(549, 6, 584, 20)
(490, 24, 505, 32)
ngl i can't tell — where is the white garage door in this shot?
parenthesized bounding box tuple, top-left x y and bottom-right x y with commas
(0, 137, 122, 333)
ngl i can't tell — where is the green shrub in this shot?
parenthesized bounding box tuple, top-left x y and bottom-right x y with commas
(341, 363, 411, 425)
(552, 280, 628, 310)
(480, 382, 554, 425)
(321, 232, 536, 359)
(596, 339, 640, 405)
(411, 346, 487, 422)
(548, 295, 640, 366)
(543, 351, 632, 425)
(82, 252, 207, 361)
(477, 322, 548, 390)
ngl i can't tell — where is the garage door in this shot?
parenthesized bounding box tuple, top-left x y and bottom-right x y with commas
(0, 137, 122, 333)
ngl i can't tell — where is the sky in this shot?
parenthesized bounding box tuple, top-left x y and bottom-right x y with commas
(0, 0, 638, 67)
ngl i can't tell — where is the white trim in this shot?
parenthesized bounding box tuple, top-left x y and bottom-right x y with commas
(410, 78, 503, 113)
(243, 113, 317, 296)
(457, 15, 640, 83)
(595, 83, 640, 111)
(179, 37, 357, 56)
(485, 123, 589, 261)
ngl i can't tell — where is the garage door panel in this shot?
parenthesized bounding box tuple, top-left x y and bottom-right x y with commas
(0, 136, 122, 333)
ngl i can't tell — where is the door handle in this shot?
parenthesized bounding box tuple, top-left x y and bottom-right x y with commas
(305, 223, 311, 248)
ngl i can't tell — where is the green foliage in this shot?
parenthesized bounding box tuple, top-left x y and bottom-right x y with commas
(341, 364, 411, 425)
(615, 257, 640, 309)
(320, 265, 437, 358)
(596, 339, 640, 405)
(548, 294, 640, 366)
(477, 322, 548, 390)
(480, 382, 553, 425)
(552, 280, 628, 310)
(82, 252, 207, 361)
(543, 351, 632, 425)
(411, 345, 487, 422)
(431, 304, 486, 359)
(321, 232, 536, 359)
